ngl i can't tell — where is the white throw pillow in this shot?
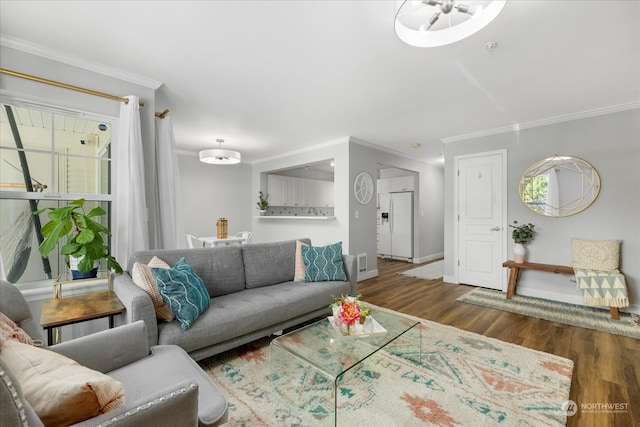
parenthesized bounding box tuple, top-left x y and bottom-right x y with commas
(0, 337, 124, 426)
(571, 239, 620, 271)
(131, 256, 175, 321)
(294, 240, 309, 282)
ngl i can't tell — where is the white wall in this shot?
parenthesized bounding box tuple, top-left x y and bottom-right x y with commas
(252, 137, 350, 251)
(444, 109, 640, 313)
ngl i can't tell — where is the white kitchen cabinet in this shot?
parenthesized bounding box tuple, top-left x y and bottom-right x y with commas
(268, 175, 334, 207)
(319, 180, 334, 207)
(380, 176, 414, 192)
(284, 177, 305, 206)
(306, 179, 334, 207)
(267, 174, 286, 205)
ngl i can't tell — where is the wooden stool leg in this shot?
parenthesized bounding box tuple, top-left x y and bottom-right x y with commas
(506, 267, 520, 299)
(609, 307, 620, 320)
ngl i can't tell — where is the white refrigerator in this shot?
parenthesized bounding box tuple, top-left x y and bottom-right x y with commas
(378, 191, 413, 261)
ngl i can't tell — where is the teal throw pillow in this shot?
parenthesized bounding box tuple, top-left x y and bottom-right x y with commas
(302, 242, 347, 282)
(152, 258, 210, 331)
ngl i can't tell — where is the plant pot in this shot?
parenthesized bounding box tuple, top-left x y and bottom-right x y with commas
(513, 243, 527, 264)
(259, 210, 267, 216)
(70, 256, 99, 279)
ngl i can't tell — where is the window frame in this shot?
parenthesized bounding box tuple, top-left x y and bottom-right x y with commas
(0, 98, 118, 290)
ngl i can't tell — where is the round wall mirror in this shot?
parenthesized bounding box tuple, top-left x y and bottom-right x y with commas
(519, 156, 600, 217)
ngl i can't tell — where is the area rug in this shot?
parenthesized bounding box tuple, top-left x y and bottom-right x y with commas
(199, 303, 573, 426)
(400, 260, 443, 280)
(457, 287, 640, 339)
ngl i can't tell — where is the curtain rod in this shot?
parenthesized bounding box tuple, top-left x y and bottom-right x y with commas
(0, 68, 144, 107)
(155, 109, 169, 119)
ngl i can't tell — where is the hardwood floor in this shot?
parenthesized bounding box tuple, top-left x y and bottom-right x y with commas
(357, 258, 640, 427)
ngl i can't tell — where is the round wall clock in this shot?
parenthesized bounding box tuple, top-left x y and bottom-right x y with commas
(354, 172, 374, 205)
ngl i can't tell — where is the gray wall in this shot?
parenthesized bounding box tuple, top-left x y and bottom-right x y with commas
(178, 153, 253, 246)
(444, 109, 640, 312)
(349, 139, 445, 279)
(348, 142, 382, 278)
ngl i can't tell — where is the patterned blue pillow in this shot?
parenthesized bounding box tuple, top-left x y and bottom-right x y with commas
(152, 258, 210, 331)
(302, 242, 347, 282)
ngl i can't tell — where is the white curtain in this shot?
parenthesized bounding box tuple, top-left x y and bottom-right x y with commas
(154, 116, 184, 249)
(114, 95, 149, 266)
(545, 169, 560, 216)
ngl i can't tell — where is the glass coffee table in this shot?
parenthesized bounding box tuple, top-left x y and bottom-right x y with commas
(269, 308, 421, 426)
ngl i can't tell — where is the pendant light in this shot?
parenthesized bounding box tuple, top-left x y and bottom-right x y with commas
(199, 139, 241, 164)
(394, 0, 507, 48)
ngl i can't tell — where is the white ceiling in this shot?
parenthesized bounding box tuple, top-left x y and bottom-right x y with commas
(1, 1, 639, 166)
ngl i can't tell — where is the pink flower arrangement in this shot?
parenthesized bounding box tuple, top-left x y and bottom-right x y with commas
(338, 301, 361, 326)
(331, 294, 370, 335)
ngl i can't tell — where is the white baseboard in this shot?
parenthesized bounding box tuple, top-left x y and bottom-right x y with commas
(413, 252, 444, 264)
(358, 269, 378, 282)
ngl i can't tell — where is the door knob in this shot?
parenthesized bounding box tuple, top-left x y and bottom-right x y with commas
(490, 226, 501, 231)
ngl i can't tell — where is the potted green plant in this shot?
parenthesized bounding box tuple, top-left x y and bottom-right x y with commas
(508, 220, 536, 263)
(34, 198, 123, 279)
(257, 191, 269, 216)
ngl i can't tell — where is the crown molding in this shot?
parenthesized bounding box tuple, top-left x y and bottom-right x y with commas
(0, 34, 163, 90)
(442, 101, 640, 144)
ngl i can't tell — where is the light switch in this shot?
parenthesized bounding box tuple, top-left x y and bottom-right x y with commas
(355, 210, 359, 219)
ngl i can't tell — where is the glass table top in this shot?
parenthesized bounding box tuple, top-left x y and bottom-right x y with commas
(270, 308, 420, 379)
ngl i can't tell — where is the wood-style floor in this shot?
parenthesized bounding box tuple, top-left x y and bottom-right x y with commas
(357, 258, 639, 427)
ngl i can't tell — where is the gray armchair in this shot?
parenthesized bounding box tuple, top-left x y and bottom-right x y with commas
(0, 280, 228, 427)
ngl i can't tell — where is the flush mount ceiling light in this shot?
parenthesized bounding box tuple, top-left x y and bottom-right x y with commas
(394, 0, 507, 48)
(199, 139, 241, 165)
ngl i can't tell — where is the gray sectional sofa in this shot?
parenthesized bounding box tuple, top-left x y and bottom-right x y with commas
(113, 238, 356, 361)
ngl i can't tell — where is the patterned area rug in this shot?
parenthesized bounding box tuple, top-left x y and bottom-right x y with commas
(400, 260, 443, 280)
(457, 287, 640, 339)
(199, 303, 573, 426)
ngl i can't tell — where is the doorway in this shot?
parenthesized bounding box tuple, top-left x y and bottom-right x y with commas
(454, 150, 507, 290)
(376, 166, 419, 263)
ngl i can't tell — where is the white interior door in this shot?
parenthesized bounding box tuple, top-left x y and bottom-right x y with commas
(457, 151, 506, 289)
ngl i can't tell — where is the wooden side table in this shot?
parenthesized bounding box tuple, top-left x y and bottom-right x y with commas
(41, 273, 125, 345)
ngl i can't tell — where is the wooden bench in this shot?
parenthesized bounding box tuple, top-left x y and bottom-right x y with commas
(502, 260, 620, 320)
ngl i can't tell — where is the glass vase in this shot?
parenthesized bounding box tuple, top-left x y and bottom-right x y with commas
(339, 320, 355, 335)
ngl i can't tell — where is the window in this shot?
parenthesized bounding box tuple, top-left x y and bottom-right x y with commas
(0, 101, 115, 286)
(521, 173, 549, 209)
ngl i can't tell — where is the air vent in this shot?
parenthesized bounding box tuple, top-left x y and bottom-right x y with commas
(357, 253, 367, 273)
